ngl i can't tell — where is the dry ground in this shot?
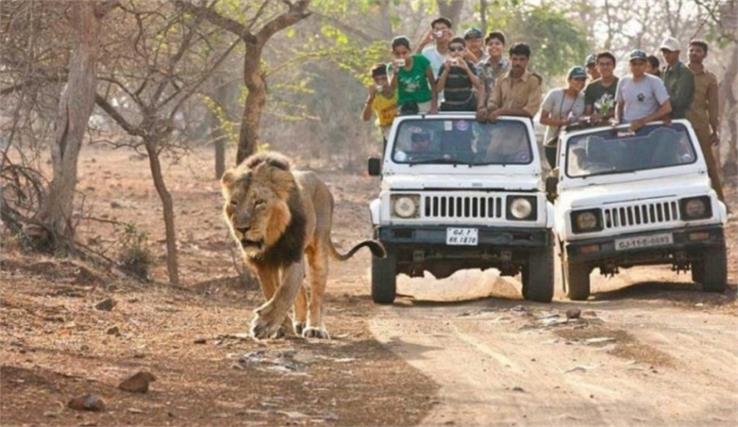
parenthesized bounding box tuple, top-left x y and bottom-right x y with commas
(0, 146, 436, 426)
(1, 145, 737, 426)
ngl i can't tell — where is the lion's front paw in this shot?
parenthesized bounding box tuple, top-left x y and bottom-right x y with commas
(302, 326, 330, 339)
(250, 313, 283, 340)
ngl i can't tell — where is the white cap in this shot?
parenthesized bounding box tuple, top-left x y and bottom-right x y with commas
(660, 36, 681, 52)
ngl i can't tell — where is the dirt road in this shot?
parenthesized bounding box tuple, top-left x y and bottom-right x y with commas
(370, 267, 738, 426)
(2, 146, 736, 426)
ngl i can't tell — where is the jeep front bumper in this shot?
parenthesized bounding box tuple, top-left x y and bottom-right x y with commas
(565, 225, 724, 264)
(376, 225, 551, 254)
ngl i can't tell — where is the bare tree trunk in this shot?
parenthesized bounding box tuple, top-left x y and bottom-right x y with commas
(38, 1, 114, 250)
(436, 0, 464, 26)
(377, 0, 394, 38)
(479, 0, 488, 34)
(143, 138, 179, 284)
(722, 41, 738, 176)
(237, 43, 267, 164)
(214, 129, 226, 178)
(211, 75, 232, 179)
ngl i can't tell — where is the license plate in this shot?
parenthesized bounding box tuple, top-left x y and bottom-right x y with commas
(446, 227, 478, 246)
(615, 233, 673, 251)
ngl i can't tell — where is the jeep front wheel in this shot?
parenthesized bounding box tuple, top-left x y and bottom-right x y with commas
(522, 246, 554, 303)
(371, 251, 397, 304)
(564, 261, 591, 301)
(692, 243, 727, 292)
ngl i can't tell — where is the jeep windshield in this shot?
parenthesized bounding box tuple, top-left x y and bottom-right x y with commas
(391, 118, 532, 166)
(565, 123, 697, 178)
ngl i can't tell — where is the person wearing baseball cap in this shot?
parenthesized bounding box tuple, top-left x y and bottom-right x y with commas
(585, 53, 600, 80)
(539, 66, 587, 167)
(614, 49, 672, 131)
(463, 27, 485, 64)
(660, 36, 695, 119)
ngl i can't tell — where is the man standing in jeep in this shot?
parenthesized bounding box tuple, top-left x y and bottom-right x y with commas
(615, 49, 672, 132)
(416, 17, 453, 79)
(660, 36, 695, 120)
(584, 51, 619, 124)
(482, 43, 542, 122)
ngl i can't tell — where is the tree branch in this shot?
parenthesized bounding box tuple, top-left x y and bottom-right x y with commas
(94, 94, 144, 137)
(256, 0, 311, 44)
(173, 0, 257, 43)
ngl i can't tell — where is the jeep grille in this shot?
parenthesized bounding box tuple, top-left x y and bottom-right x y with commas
(603, 200, 680, 229)
(423, 195, 504, 219)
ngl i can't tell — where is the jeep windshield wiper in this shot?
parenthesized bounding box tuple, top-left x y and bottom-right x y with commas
(581, 167, 640, 178)
(409, 158, 476, 166)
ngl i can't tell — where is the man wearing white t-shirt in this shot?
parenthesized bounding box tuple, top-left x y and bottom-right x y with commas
(416, 17, 453, 80)
(615, 49, 672, 132)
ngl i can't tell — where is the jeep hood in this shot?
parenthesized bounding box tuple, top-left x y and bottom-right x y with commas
(558, 174, 713, 210)
(382, 174, 542, 192)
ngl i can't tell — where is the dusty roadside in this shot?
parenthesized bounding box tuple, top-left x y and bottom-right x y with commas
(0, 146, 437, 426)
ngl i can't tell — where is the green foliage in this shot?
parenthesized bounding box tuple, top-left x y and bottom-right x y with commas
(118, 223, 152, 280)
(507, 4, 589, 83)
(200, 94, 239, 146)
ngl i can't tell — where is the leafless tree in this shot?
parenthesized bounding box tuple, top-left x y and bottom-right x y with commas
(93, 1, 236, 284)
(34, 1, 118, 251)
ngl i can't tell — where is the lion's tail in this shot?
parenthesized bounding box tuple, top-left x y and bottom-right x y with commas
(328, 239, 386, 261)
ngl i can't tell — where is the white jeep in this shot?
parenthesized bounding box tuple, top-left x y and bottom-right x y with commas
(551, 120, 728, 300)
(367, 113, 555, 304)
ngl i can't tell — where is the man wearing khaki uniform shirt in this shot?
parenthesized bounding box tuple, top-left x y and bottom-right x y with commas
(480, 42, 541, 121)
(685, 40, 724, 201)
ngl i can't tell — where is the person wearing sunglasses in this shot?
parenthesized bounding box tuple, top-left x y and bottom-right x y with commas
(540, 66, 588, 167)
(436, 37, 481, 112)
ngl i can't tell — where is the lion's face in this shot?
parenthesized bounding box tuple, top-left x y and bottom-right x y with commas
(221, 161, 294, 256)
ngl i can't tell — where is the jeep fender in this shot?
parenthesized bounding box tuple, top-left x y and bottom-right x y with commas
(545, 200, 555, 229)
(717, 199, 728, 223)
(369, 198, 381, 225)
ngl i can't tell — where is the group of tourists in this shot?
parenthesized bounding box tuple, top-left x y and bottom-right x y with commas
(361, 17, 724, 200)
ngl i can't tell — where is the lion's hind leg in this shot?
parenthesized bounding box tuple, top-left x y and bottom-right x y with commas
(302, 245, 330, 339)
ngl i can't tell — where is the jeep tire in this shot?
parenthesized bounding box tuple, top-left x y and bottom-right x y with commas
(371, 251, 397, 304)
(692, 243, 727, 293)
(564, 260, 591, 301)
(522, 246, 555, 303)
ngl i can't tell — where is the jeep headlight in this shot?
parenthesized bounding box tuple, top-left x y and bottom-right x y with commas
(391, 194, 420, 218)
(571, 209, 602, 233)
(680, 196, 711, 220)
(506, 196, 537, 220)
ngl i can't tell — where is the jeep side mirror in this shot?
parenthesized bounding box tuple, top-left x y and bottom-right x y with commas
(367, 157, 381, 176)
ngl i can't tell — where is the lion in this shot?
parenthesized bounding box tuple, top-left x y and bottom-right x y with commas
(221, 151, 385, 339)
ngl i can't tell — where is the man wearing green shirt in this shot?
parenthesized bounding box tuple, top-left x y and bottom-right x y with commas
(660, 36, 694, 119)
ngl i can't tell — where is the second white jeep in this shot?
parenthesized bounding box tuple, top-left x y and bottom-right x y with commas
(551, 120, 729, 300)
